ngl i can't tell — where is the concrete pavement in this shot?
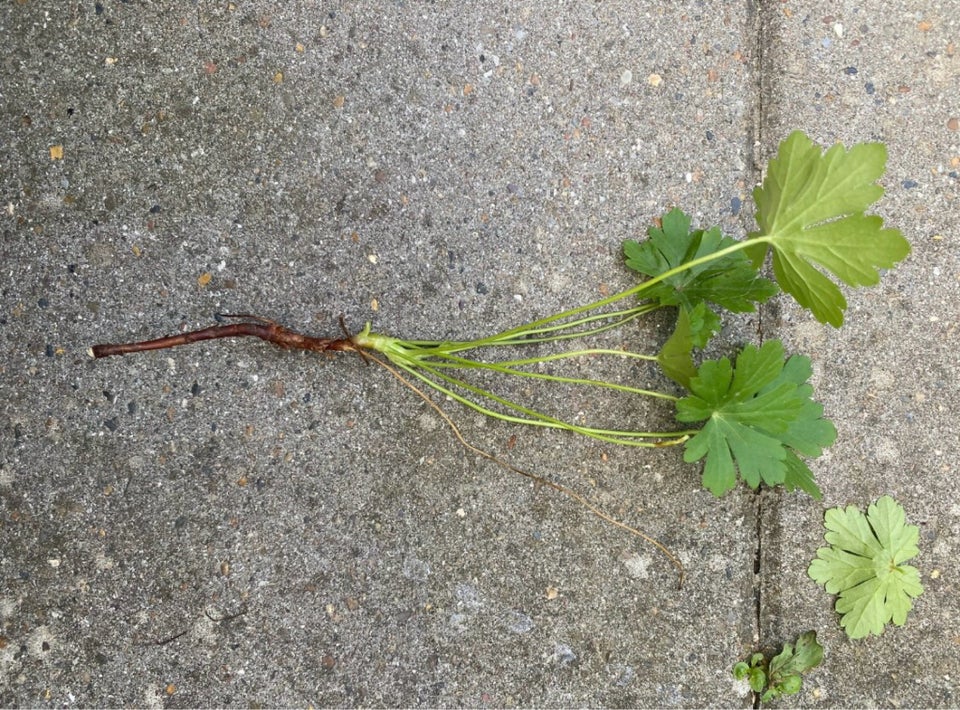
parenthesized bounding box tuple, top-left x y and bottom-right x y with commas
(1, 2, 957, 706)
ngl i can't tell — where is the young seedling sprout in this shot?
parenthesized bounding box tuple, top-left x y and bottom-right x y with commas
(91, 131, 909, 582)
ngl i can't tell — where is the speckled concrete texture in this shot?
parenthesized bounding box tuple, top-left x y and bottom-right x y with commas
(1, 1, 957, 707)
(751, 3, 960, 707)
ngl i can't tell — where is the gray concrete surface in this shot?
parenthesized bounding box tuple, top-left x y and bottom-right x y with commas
(1, 1, 956, 707)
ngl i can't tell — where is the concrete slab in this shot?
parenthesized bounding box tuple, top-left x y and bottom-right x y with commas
(1, 1, 955, 707)
(754, 2, 960, 707)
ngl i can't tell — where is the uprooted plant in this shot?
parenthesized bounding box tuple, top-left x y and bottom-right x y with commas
(90, 131, 910, 582)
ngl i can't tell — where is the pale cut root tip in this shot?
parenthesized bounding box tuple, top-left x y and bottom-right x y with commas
(86, 347, 96, 359)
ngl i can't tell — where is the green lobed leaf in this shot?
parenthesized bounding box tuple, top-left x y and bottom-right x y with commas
(747, 131, 911, 327)
(734, 631, 822, 702)
(782, 449, 823, 500)
(657, 305, 697, 390)
(675, 340, 835, 497)
(684, 300, 722, 349)
(624, 208, 778, 336)
(808, 496, 924, 639)
(769, 631, 823, 679)
(656, 302, 721, 389)
(759, 353, 835, 500)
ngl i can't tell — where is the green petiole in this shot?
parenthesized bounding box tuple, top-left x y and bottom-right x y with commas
(91, 132, 908, 504)
(393, 358, 693, 446)
(347, 237, 759, 445)
(89, 131, 911, 592)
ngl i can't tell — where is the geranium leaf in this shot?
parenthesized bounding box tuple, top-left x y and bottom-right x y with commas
(675, 340, 834, 497)
(624, 208, 778, 330)
(808, 496, 924, 639)
(657, 305, 697, 389)
(747, 131, 911, 326)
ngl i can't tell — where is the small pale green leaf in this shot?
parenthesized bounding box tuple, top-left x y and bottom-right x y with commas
(808, 496, 924, 639)
(732, 662, 751, 681)
(777, 674, 803, 697)
(749, 131, 911, 326)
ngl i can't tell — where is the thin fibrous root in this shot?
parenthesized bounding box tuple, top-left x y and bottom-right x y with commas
(90, 315, 685, 587)
(361, 350, 686, 589)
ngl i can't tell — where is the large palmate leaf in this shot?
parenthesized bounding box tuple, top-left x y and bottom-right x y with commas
(674, 340, 835, 497)
(746, 131, 911, 326)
